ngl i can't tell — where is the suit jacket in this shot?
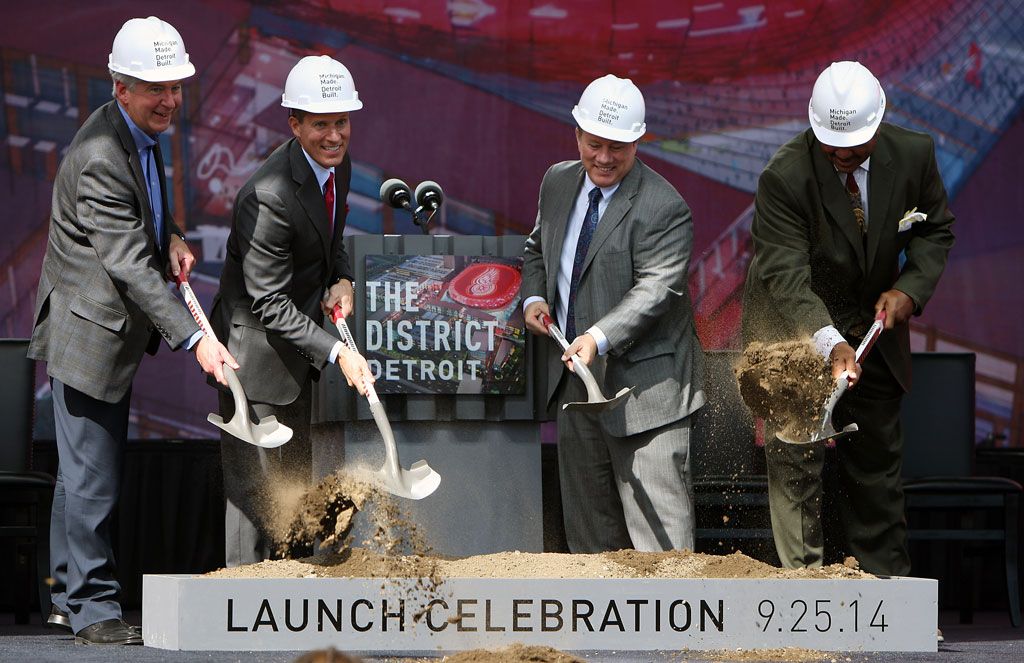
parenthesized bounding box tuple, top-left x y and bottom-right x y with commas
(28, 101, 197, 403)
(210, 139, 354, 406)
(742, 123, 956, 391)
(522, 158, 705, 437)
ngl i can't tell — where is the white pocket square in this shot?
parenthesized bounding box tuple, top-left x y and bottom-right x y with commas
(898, 208, 927, 232)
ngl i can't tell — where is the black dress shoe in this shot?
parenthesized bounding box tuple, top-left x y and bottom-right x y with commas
(74, 619, 144, 645)
(46, 606, 72, 632)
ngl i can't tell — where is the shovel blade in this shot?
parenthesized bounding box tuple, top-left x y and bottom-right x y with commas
(208, 412, 293, 449)
(778, 422, 859, 445)
(375, 460, 441, 500)
(562, 386, 634, 413)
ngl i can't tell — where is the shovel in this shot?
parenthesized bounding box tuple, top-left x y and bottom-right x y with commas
(176, 273, 292, 449)
(329, 305, 440, 500)
(779, 310, 887, 445)
(541, 314, 633, 412)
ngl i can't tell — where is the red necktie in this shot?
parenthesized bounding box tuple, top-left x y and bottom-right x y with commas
(324, 171, 335, 236)
(845, 171, 860, 196)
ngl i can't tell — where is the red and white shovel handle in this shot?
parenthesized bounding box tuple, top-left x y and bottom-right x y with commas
(540, 313, 572, 352)
(330, 304, 379, 403)
(855, 309, 886, 363)
(175, 272, 218, 343)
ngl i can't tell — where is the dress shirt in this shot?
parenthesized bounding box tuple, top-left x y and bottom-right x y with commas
(298, 148, 345, 364)
(116, 104, 163, 246)
(116, 104, 205, 351)
(523, 174, 620, 355)
(814, 158, 872, 358)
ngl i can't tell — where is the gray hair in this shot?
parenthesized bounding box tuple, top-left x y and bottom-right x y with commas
(110, 70, 144, 98)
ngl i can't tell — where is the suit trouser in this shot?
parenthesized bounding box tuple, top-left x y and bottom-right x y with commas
(219, 382, 313, 567)
(49, 378, 130, 633)
(765, 350, 910, 576)
(556, 372, 695, 553)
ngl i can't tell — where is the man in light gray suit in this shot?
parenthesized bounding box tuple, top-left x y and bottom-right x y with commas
(522, 75, 705, 553)
(211, 55, 373, 566)
(28, 17, 236, 645)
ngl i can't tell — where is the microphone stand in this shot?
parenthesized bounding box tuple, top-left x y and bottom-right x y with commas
(411, 206, 437, 235)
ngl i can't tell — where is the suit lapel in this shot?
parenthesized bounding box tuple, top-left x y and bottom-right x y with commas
(289, 140, 331, 264)
(579, 159, 642, 277)
(107, 102, 158, 250)
(865, 137, 895, 272)
(545, 164, 584, 301)
(812, 143, 866, 271)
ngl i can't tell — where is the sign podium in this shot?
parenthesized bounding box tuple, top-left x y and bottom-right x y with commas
(315, 234, 549, 556)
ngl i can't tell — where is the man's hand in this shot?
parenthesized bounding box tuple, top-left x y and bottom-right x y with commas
(322, 279, 354, 318)
(829, 341, 860, 385)
(167, 234, 195, 281)
(195, 335, 240, 386)
(337, 346, 374, 396)
(524, 301, 551, 336)
(561, 332, 598, 372)
(875, 289, 914, 329)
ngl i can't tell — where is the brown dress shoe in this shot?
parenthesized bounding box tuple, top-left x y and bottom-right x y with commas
(74, 619, 144, 645)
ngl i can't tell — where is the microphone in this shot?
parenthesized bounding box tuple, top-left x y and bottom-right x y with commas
(379, 178, 413, 211)
(414, 180, 444, 211)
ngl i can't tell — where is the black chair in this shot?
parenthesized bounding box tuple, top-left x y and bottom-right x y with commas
(902, 351, 1021, 627)
(0, 338, 53, 624)
(691, 350, 774, 560)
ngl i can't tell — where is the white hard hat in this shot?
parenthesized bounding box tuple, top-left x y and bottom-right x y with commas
(808, 61, 886, 148)
(108, 16, 195, 82)
(571, 74, 646, 143)
(281, 55, 363, 114)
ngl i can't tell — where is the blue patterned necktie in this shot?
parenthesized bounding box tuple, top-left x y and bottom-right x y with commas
(565, 186, 602, 340)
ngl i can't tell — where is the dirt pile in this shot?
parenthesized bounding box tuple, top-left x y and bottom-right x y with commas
(440, 644, 584, 662)
(735, 339, 833, 441)
(206, 549, 870, 581)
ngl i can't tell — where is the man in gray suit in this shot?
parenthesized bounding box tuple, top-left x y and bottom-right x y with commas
(28, 17, 236, 645)
(211, 55, 373, 566)
(522, 75, 705, 553)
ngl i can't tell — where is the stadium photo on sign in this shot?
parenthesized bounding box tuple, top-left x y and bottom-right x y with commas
(363, 254, 526, 395)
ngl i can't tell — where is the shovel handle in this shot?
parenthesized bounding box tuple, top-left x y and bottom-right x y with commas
(540, 313, 599, 382)
(855, 310, 886, 363)
(330, 304, 379, 404)
(176, 273, 219, 343)
(540, 314, 572, 351)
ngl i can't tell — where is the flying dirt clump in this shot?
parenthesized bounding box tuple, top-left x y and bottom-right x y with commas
(735, 339, 833, 441)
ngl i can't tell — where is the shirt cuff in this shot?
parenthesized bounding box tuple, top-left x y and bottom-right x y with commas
(328, 341, 344, 364)
(184, 330, 205, 351)
(586, 325, 610, 356)
(812, 325, 846, 359)
(522, 295, 545, 312)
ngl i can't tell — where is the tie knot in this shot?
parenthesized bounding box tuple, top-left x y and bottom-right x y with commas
(588, 187, 602, 205)
(845, 171, 859, 195)
(325, 171, 334, 193)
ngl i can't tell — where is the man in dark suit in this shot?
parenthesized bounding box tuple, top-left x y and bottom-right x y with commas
(742, 61, 956, 575)
(28, 17, 236, 645)
(522, 75, 705, 553)
(211, 55, 373, 566)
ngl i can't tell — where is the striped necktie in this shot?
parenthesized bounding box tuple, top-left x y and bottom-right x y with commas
(565, 186, 602, 340)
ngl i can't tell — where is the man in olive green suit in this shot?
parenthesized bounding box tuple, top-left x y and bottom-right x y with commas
(742, 61, 955, 576)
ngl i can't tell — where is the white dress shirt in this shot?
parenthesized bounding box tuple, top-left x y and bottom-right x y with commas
(523, 174, 620, 355)
(813, 158, 871, 358)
